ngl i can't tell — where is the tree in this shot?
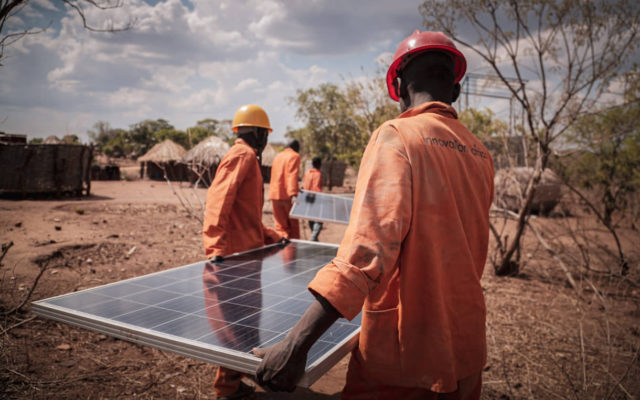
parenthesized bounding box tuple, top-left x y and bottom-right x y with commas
(288, 83, 359, 165)
(61, 134, 81, 144)
(288, 78, 398, 167)
(189, 118, 233, 146)
(556, 71, 640, 273)
(128, 119, 173, 157)
(0, 0, 134, 64)
(154, 128, 189, 149)
(421, 0, 640, 275)
(458, 108, 521, 168)
(458, 108, 508, 143)
(88, 121, 130, 157)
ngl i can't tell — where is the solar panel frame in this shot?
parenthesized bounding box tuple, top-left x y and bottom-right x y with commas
(32, 240, 360, 388)
(289, 189, 353, 225)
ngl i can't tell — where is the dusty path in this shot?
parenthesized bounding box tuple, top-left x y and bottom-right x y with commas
(1, 180, 639, 399)
(1, 181, 349, 399)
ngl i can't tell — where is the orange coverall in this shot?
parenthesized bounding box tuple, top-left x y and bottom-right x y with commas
(303, 168, 323, 192)
(202, 138, 280, 397)
(203, 138, 280, 259)
(268, 147, 300, 239)
(308, 102, 494, 398)
(303, 168, 324, 241)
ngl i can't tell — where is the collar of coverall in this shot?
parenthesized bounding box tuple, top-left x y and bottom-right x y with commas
(235, 137, 258, 154)
(398, 100, 458, 120)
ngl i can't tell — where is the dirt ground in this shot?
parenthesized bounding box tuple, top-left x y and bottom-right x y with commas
(1, 180, 639, 399)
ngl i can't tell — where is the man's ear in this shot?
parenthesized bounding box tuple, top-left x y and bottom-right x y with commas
(452, 83, 461, 103)
(399, 78, 410, 107)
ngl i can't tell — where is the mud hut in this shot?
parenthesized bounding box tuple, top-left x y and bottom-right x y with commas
(0, 132, 27, 144)
(138, 139, 188, 181)
(260, 144, 278, 181)
(302, 159, 348, 189)
(182, 136, 230, 186)
(494, 167, 563, 215)
(0, 143, 92, 197)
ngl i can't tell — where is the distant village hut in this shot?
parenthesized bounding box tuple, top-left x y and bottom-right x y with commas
(302, 158, 348, 189)
(0, 132, 27, 144)
(43, 135, 63, 144)
(0, 143, 92, 197)
(182, 136, 230, 186)
(138, 139, 188, 181)
(260, 144, 277, 182)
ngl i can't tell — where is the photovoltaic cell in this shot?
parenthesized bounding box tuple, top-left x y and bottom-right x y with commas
(289, 190, 353, 224)
(32, 240, 360, 387)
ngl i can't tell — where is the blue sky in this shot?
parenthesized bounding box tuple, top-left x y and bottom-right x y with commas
(1, 0, 434, 143)
(3, 0, 632, 145)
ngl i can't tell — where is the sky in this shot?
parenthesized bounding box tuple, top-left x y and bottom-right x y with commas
(2, 0, 633, 145)
(0, 0, 436, 143)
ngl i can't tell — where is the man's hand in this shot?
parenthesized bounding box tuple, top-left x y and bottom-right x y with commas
(253, 336, 307, 392)
(291, 195, 297, 205)
(253, 297, 341, 392)
(211, 255, 224, 263)
(278, 237, 290, 246)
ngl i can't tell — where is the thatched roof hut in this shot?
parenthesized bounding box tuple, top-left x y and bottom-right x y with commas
(138, 139, 189, 181)
(43, 135, 62, 144)
(261, 144, 277, 167)
(138, 139, 187, 163)
(182, 136, 230, 186)
(183, 136, 229, 166)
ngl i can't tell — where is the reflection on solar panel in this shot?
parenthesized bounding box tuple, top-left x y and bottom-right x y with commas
(290, 190, 353, 224)
(32, 240, 361, 387)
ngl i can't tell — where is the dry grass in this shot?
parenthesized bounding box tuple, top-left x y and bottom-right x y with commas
(1, 182, 639, 399)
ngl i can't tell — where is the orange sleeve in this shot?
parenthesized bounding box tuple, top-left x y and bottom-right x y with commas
(262, 224, 282, 245)
(202, 153, 250, 258)
(285, 152, 300, 198)
(309, 125, 412, 320)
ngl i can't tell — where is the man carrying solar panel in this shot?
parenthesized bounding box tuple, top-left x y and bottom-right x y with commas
(253, 30, 494, 400)
(303, 156, 324, 241)
(202, 104, 286, 400)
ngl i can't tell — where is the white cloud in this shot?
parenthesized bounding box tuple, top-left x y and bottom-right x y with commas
(32, 0, 59, 12)
(234, 78, 260, 92)
(1, 0, 428, 142)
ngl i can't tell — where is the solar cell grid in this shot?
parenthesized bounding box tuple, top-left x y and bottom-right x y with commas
(289, 190, 353, 224)
(32, 240, 360, 387)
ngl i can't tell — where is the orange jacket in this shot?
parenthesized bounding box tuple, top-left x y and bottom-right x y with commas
(308, 102, 494, 392)
(303, 168, 323, 193)
(203, 138, 281, 258)
(268, 147, 300, 200)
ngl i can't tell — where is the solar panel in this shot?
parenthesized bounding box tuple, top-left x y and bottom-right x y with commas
(32, 240, 361, 387)
(290, 190, 353, 224)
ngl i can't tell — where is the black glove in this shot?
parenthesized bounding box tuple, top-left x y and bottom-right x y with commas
(278, 237, 290, 246)
(212, 255, 224, 263)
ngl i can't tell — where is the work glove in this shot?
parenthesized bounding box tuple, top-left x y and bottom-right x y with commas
(211, 255, 224, 263)
(278, 237, 290, 246)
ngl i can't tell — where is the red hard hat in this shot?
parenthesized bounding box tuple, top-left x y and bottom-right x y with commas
(386, 30, 467, 101)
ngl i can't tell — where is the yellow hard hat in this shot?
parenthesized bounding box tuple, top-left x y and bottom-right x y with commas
(232, 104, 272, 133)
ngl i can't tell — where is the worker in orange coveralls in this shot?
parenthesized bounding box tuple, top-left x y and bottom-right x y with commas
(202, 104, 285, 400)
(302, 157, 323, 241)
(268, 140, 301, 239)
(253, 30, 495, 400)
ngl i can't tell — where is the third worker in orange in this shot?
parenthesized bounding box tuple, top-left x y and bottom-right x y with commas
(268, 140, 301, 239)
